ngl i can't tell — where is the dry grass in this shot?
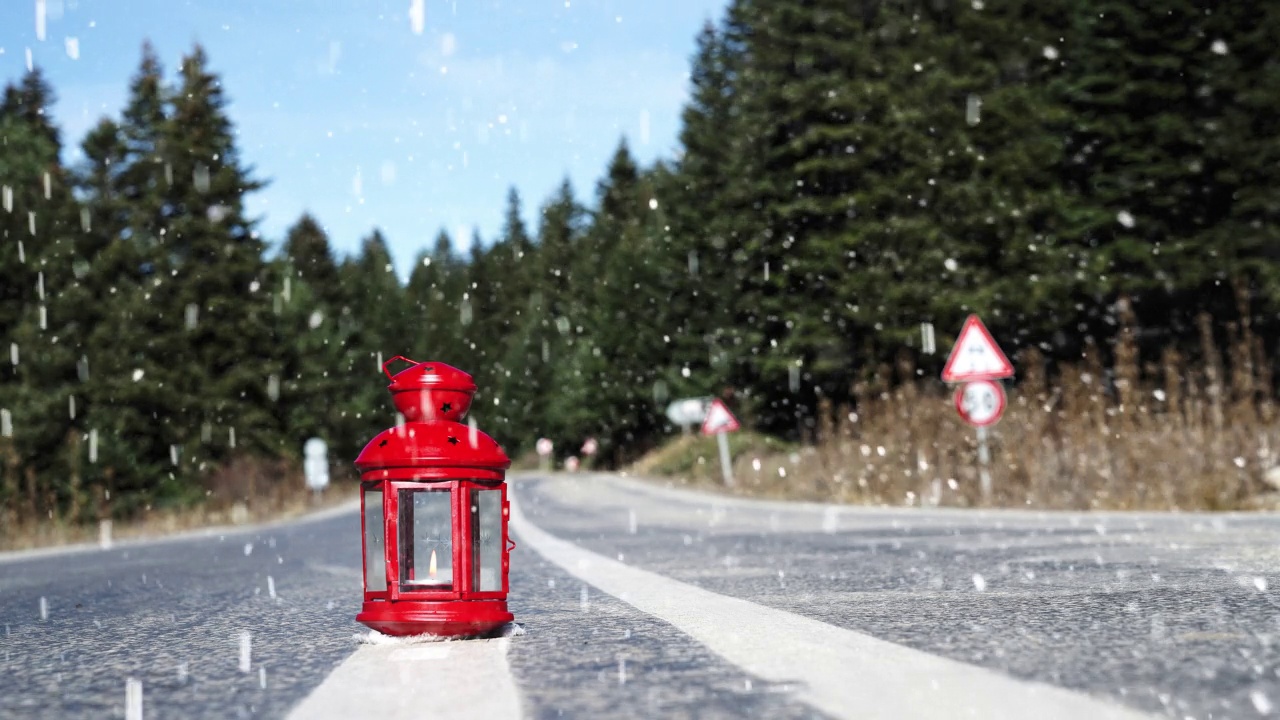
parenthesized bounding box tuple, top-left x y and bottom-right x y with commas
(0, 456, 359, 553)
(638, 309, 1280, 512)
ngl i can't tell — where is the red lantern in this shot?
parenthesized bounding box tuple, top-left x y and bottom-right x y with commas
(354, 357, 514, 637)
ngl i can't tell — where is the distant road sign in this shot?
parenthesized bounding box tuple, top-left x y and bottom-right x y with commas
(700, 399, 740, 436)
(536, 438, 553, 456)
(941, 314, 1014, 382)
(581, 438, 598, 456)
(955, 380, 1006, 427)
(666, 397, 711, 427)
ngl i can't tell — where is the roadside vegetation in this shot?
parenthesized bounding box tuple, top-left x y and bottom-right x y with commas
(635, 306, 1280, 512)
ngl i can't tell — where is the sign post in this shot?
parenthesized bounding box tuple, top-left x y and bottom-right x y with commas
(941, 315, 1013, 503)
(700, 399, 740, 487)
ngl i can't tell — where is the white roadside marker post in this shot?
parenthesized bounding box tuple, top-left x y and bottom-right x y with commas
(304, 437, 330, 503)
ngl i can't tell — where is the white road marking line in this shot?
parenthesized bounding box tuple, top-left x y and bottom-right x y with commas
(286, 637, 521, 720)
(389, 646, 451, 662)
(509, 486, 1159, 720)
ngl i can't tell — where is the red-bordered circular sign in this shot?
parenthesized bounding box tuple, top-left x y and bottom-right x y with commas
(954, 380, 1006, 427)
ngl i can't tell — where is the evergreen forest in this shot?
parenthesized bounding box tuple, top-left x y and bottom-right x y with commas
(3, 0, 1280, 524)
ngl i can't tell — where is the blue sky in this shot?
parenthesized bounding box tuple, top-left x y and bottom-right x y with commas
(0, 0, 729, 273)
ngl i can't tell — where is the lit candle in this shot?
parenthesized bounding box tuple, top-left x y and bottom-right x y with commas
(428, 548, 438, 580)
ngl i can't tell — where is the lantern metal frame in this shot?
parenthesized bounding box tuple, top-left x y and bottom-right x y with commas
(360, 478, 512, 603)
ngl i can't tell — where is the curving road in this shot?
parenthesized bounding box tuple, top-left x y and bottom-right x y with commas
(1, 474, 1277, 719)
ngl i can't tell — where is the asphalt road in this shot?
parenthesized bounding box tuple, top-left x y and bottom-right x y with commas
(519, 475, 1280, 719)
(1, 474, 1277, 718)
(0, 507, 363, 719)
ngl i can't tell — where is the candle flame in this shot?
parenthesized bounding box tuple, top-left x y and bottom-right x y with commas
(428, 548, 438, 579)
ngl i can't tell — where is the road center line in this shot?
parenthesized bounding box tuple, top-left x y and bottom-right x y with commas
(286, 635, 521, 720)
(509, 483, 1158, 720)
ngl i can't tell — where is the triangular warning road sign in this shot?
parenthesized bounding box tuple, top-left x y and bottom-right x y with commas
(941, 314, 1014, 382)
(701, 399, 740, 435)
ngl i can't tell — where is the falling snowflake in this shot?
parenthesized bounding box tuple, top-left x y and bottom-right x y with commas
(408, 0, 425, 35)
(1116, 210, 1136, 228)
(239, 631, 252, 672)
(1252, 690, 1274, 715)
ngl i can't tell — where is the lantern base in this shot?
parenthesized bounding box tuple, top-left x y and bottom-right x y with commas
(357, 599, 513, 638)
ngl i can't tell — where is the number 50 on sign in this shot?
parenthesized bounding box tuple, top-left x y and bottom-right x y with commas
(954, 379, 1006, 427)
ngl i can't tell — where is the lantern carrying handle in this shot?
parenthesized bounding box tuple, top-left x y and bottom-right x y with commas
(382, 356, 418, 380)
(506, 537, 517, 553)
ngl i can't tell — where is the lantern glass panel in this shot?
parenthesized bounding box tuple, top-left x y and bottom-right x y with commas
(470, 489, 503, 592)
(399, 488, 453, 589)
(363, 487, 386, 592)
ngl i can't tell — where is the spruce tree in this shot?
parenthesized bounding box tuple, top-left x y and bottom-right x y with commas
(0, 70, 82, 517)
(339, 229, 407, 436)
(1059, 0, 1280, 349)
(548, 143, 671, 462)
(497, 180, 583, 450)
(283, 212, 343, 307)
(664, 21, 755, 410)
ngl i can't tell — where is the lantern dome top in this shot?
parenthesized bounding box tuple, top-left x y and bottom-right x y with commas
(355, 420, 510, 474)
(385, 358, 477, 395)
(383, 358, 477, 423)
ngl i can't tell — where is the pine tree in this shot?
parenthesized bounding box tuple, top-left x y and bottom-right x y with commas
(0, 69, 82, 518)
(84, 44, 276, 505)
(496, 180, 584, 450)
(403, 230, 466, 363)
(478, 189, 537, 442)
(339, 229, 407, 435)
(1058, 0, 1280, 350)
(549, 143, 672, 462)
(664, 21, 755, 411)
(77, 44, 181, 508)
(283, 213, 343, 307)
(268, 258, 359, 461)
(1, 67, 60, 149)
(714, 0, 892, 433)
